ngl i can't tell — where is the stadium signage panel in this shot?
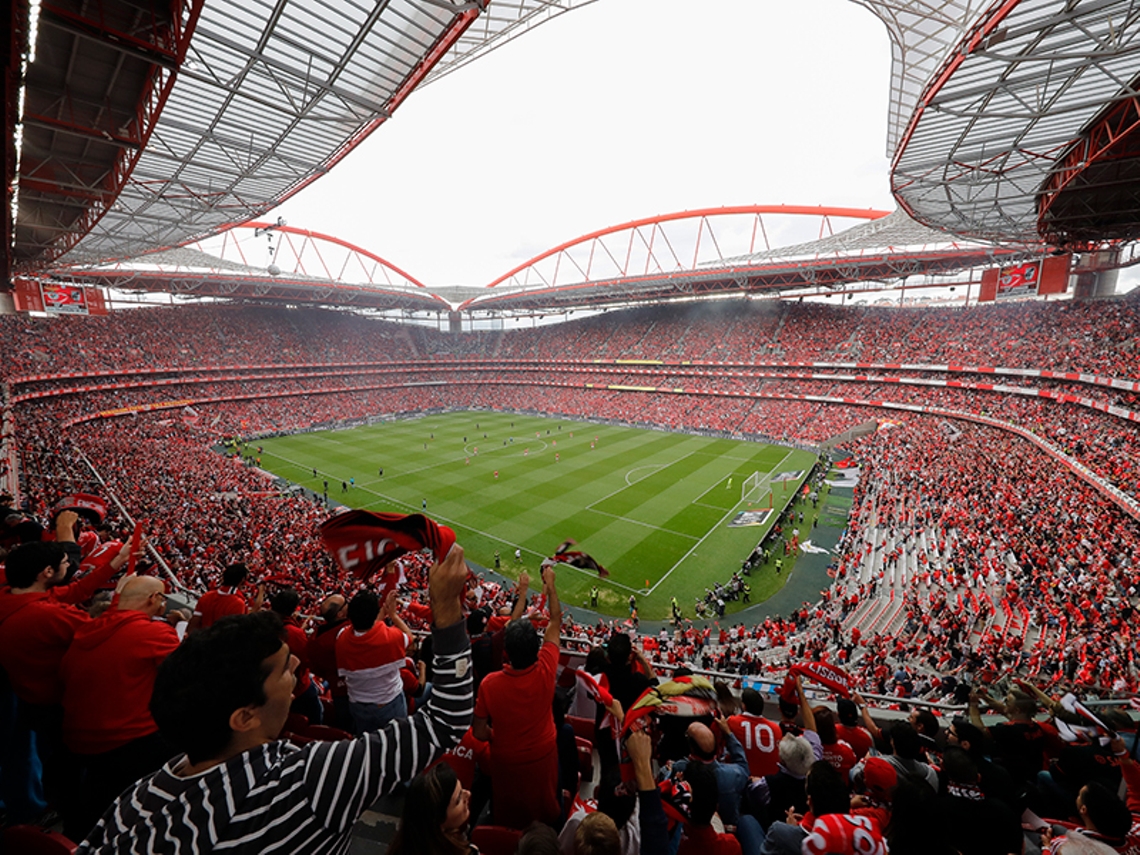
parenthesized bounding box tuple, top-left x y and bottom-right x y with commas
(41, 284, 89, 314)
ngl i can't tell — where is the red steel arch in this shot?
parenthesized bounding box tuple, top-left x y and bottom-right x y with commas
(481, 205, 891, 292)
(213, 222, 429, 289)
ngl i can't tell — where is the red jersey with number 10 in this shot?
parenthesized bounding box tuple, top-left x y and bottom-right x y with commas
(727, 712, 781, 777)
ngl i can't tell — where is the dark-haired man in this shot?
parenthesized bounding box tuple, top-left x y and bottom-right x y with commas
(603, 631, 655, 714)
(944, 716, 1015, 806)
(728, 688, 782, 778)
(1041, 778, 1139, 854)
(835, 697, 873, 761)
(78, 544, 473, 854)
(337, 589, 413, 734)
(472, 564, 562, 827)
(307, 593, 352, 731)
(0, 534, 130, 707)
(187, 562, 263, 633)
(0, 533, 130, 823)
(855, 721, 938, 792)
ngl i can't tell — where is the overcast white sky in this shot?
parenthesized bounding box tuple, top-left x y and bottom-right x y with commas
(270, 0, 896, 288)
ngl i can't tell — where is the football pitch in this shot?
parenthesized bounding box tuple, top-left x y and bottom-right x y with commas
(254, 412, 818, 619)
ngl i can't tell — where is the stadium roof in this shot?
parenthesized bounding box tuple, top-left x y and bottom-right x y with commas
(48, 241, 449, 312)
(458, 208, 1031, 312)
(880, 0, 1140, 248)
(8, 0, 595, 273)
(43, 206, 1030, 313)
(11, 0, 1139, 299)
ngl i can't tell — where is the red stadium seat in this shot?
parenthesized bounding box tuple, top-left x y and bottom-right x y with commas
(566, 714, 595, 743)
(2, 826, 78, 854)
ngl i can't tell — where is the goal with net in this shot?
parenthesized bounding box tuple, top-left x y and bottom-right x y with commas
(741, 471, 765, 502)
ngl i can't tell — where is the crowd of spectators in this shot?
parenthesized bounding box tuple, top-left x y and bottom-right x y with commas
(1, 513, 1137, 854)
(5, 296, 1139, 508)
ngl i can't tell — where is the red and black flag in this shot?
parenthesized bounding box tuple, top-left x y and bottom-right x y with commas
(546, 538, 609, 578)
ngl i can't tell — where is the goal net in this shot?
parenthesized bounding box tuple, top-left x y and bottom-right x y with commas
(741, 471, 764, 503)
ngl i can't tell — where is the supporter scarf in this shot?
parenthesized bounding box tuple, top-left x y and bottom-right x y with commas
(622, 675, 717, 734)
(320, 510, 455, 581)
(575, 669, 619, 738)
(53, 493, 107, 525)
(780, 662, 853, 701)
(78, 539, 123, 576)
(1058, 692, 1113, 744)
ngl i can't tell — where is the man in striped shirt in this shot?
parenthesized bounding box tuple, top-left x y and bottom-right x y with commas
(78, 545, 472, 854)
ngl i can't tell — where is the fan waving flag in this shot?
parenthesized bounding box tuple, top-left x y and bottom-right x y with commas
(545, 538, 609, 578)
(320, 510, 456, 581)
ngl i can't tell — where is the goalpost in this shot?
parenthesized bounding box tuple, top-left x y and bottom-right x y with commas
(741, 471, 764, 503)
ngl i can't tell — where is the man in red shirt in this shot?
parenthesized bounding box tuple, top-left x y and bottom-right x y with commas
(188, 563, 263, 632)
(473, 564, 562, 828)
(835, 697, 874, 761)
(0, 526, 130, 822)
(337, 589, 412, 734)
(0, 534, 130, 707)
(728, 688, 782, 778)
(60, 575, 180, 840)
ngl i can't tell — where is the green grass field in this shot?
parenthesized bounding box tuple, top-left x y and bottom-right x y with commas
(254, 412, 817, 619)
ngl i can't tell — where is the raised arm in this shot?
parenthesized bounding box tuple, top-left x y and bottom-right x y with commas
(510, 571, 530, 621)
(1112, 736, 1140, 815)
(632, 648, 658, 681)
(852, 692, 883, 743)
(541, 565, 561, 648)
(628, 730, 668, 855)
(796, 675, 817, 733)
(383, 591, 413, 641)
(716, 715, 750, 776)
(967, 689, 994, 739)
(55, 538, 133, 605)
(305, 544, 473, 830)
